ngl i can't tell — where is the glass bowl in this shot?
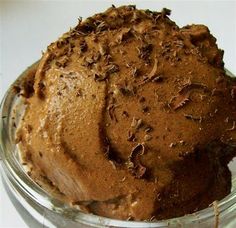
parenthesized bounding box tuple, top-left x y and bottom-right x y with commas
(0, 62, 236, 228)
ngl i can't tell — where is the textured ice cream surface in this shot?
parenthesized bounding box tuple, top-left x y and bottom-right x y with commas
(17, 6, 236, 220)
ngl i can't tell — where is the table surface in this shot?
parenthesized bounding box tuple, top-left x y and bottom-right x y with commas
(0, 0, 236, 227)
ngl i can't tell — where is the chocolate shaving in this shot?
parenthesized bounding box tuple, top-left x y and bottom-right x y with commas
(169, 82, 209, 110)
(83, 52, 101, 68)
(146, 58, 158, 79)
(179, 82, 209, 95)
(151, 75, 163, 82)
(131, 117, 143, 130)
(169, 94, 190, 110)
(107, 104, 119, 122)
(56, 39, 68, 49)
(144, 126, 153, 133)
(99, 43, 109, 56)
(127, 144, 146, 178)
(76, 20, 95, 35)
(137, 43, 153, 60)
(226, 121, 236, 131)
(77, 16, 82, 24)
(149, 216, 157, 222)
(131, 67, 140, 77)
(122, 111, 129, 118)
(117, 28, 133, 43)
(94, 72, 108, 82)
(109, 160, 117, 170)
(96, 21, 108, 32)
(105, 63, 119, 74)
(144, 134, 152, 141)
(129, 143, 145, 159)
(131, 11, 142, 23)
(138, 59, 164, 86)
(116, 81, 135, 96)
(127, 5, 136, 10)
(215, 76, 223, 84)
(79, 39, 88, 52)
(127, 131, 136, 142)
(104, 54, 113, 62)
(169, 142, 177, 148)
(184, 114, 203, 122)
(93, 63, 119, 82)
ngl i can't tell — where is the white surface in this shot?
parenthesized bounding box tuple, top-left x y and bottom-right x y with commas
(0, 0, 236, 227)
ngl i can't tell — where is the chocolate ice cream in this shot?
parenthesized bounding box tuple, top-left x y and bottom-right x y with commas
(17, 6, 236, 220)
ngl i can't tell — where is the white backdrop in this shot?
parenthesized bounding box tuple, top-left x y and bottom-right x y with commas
(0, 0, 236, 227)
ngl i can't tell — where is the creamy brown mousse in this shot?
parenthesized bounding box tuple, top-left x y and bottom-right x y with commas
(17, 6, 236, 221)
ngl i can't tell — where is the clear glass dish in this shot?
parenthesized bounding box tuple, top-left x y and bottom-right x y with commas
(0, 62, 236, 228)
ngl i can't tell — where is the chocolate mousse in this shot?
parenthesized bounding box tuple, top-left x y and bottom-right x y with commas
(17, 6, 236, 220)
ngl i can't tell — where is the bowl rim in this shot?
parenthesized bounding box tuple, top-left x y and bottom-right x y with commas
(0, 63, 236, 227)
